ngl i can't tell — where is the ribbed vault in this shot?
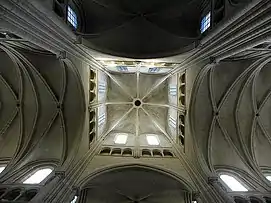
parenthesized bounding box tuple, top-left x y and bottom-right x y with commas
(0, 41, 85, 177)
(190, 57, 271, 182)
(1, 0, 271, 202)
(79, 0, 205, 58)
(80, 167, 193, 203)
(96, 69, 180, 148)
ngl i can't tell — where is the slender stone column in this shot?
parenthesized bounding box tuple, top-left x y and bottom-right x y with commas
(66, 187, 79, 203)
(29, 171, 65, 203)
(192, 192, 203, 203)
(78, 189, 87, 203)
(246, 198, 252, 203)
(208, 177, 235, 203)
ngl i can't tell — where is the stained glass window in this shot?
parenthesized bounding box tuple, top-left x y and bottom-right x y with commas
(68, 6, 78, 28)
(148, 67, 160, 73)
(200, 12, 211, 33)
(117, 66, 128, 72)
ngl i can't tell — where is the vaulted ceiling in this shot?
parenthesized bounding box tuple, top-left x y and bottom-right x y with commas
(96, 69, 178, 148)
(1, 0, 271, 202)
(79, 0, 206, 58)
(0, 41, 86, 175)
(82, 167, 192, 203)
(190, 55, 271, 185)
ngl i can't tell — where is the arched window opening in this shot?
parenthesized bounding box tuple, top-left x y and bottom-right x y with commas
(53, 0, 65, 18)
(2, 189, 21, 201)
(89, 92, 96, 102)
(142, 149, 151, 157)
(180, 134, 185, 145)
(98, 83, 106, 93)
(148, 67, 160, 73)
(71, 195, 78, 203)
(111, 148, 122, 156)
(100, 148, 111, 155)
(200, 12, 211, 33)
(89, 111, 95, 121)
(230, 0, 250, 6)
(0, 166, 5, 174)
(122, 148, 132, 156)
(23, 168, 53, 184)
(89, 132, 95, 143)
(17, 189, 38, 201)
(169, 116, 177, 128)
(114, 134, 128, 144)
(0, 188, 7, 197)
(152, 150, 163, 157)
(180, 95, 185, 105)
(117, 66, 128, 72)
(89, 121, 95, 131)
(220, 174, 248, 192)
(146, 135, 160, 146)
(180, 73, 185, 83)
(169, 85, 177, 96)
(163, 150, 174, 157)
(264, 197, 271, 203)
(67, 6, 78, 29)
(266, 175, 271, 182)
(98, 113, 106, 126)
(180, 84, 185, 95)
(234, 196, 247, 203)
(250, 197, 262, 203)
(180, 114, 185, 124)
(89, 82, 96, 91)
(179, 124, 185, 134)
(90, 69, 96, 80)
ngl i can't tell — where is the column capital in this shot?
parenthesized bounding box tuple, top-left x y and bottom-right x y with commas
(57, 51, 66, 59)
(74, 35, 82, 44)
(133, 148, 141, 159)
(208, 176, 219, 185)
(55, 171, 65, 178)
(72, 186, 80, 195)
(192, 191, 201, 199)
(209, 57, 219, 65)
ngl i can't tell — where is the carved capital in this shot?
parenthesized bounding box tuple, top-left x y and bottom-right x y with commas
(133, 148, 141, 159)
(195, 40, 202, 48)
(208, 176, 219, 185)
(57, 51, 66, 59)
(209, 57, 218, 65)
(72, 186, 80, 195)
(192, 191, 200, 199)
(55, 171, 65, 178)
(74, 35, 82, 44)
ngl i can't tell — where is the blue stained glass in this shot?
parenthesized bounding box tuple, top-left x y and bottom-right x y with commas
(67, 6, 78, 28)
(148, 67, 160, 73)
(200, 12, 211, 33)
(117, 66, 128, 72)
